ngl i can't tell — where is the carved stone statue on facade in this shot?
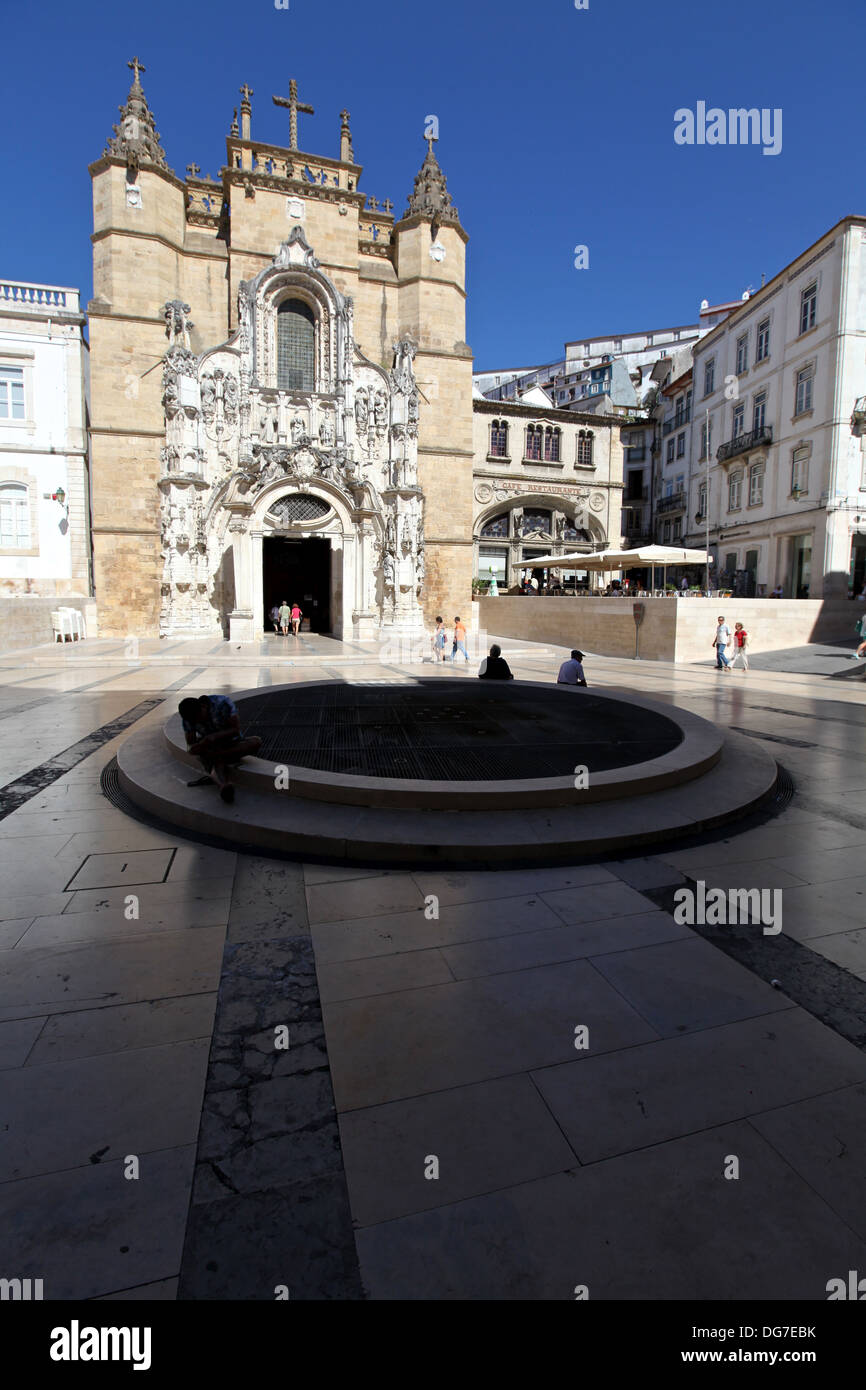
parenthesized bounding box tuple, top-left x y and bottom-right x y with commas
(164, 300, 194, 348)
(223, 373, 239, 416)
(200, 373, 216, 419)
(354, 389, 368, 432)
(318, 413, 334, 447)
(373, 390, 388, 431)
(291, 415, 305, 445)
(390, 337, 417, 394)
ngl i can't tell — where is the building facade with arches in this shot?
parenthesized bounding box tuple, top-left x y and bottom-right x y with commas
(472, 400, 626, 590)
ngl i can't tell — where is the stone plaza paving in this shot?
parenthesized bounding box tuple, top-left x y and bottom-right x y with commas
(0, 631, 865, 1299)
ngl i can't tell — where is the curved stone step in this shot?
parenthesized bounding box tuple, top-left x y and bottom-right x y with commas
(116, 720, 779, 866)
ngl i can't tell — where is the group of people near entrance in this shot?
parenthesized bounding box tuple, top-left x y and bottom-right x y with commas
(712, 615, 750, 672)
(268, 601, 303, 636)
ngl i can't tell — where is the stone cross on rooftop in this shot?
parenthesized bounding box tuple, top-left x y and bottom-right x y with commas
(128, 56, 145, 83)
(273, 79, 314, 152)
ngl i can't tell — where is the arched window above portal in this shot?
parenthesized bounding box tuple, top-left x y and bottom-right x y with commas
(276, 298, 315, 392)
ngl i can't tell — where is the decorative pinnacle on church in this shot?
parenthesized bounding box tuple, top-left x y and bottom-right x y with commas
(103, 57, 171, 173)
(403, 136, 460, 226)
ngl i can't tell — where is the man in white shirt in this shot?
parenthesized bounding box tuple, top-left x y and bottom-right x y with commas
(557, 650, 588, 687)
(713, 616, 732, 671)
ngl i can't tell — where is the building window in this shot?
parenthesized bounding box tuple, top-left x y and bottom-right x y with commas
(543, 426, 561, 462)
(749, 463, 764, 506)
(478, 546, 508, 586)
(736, 334, 748, 374)
(795, 366, 814, 416)
(800, 282, 817, 335)
(666, 438, 675, 463)
(728, 469, 743, 511)
(520, 510, 552, 536)
(662, 519, 671, 541)
(676, 432, 685, 458)
(756, 318, 770, 362)
(704, 359, 715, 397)
(791, 445, 809, 495)
(480, 512, 509, 538)
(0, 366, 25, 420)
(614, 339, 622, 352)
(525, 424, 543, 461)
(0, 482, 31, 548)
(276, 299, 315, 391)
(576, 430, 594, 467)
(753, 391, 767, 432)
(685, 388, 692, 419)
(698, 481, 707, 517)
(732, 403, 744, 437)
(699, 417, 712, 460)
(673, 516, 682, 539)
(489, 419, 509, 458)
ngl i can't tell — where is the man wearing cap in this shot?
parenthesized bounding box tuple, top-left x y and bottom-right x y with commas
(556, 650, 588, 687)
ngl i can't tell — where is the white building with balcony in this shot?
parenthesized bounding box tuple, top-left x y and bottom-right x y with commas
(686, 218, 866, 598)
(0, 281, 91, 603)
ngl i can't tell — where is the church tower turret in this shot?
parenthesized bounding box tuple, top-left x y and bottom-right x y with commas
(392, 135, 473, 626)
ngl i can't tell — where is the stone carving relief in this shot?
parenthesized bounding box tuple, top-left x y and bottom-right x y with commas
(158, 237, 427, 638)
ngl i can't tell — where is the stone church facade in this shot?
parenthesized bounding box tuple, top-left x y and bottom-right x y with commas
(88, 61, 473, 639)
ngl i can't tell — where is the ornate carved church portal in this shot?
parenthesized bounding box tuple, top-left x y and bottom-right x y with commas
(158, 229, 425, 641)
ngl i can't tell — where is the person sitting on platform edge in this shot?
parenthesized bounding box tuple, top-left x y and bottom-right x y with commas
(478, 644, 513, 680)
(179, 694, 262, 805)
(557, 650, 588, 687)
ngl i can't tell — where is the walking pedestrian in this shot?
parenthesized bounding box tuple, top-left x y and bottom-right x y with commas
(432, 616, 447, 662)
(290, 602, 303, 636)
(557, 650, 588, 687)
(852, 610, 866, 659)
(278, 600, 291, 636)
(713, 615, 732, 671)
(451, 616, 469, 662)
(268, 604, 280, 635)
(179, 694, 262, 804)
(731, 621, 750, 671)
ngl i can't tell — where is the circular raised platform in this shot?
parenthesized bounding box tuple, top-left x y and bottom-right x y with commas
(162, 680, 723, 810)
(114, 678, 781, 865)
(235, 681, 684, 780)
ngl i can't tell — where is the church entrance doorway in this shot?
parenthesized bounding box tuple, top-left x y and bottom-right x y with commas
(262, 536, 332, 633)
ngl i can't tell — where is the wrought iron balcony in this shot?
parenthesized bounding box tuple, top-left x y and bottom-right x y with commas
(656, 491, 686, 515)
(716, 425, 773, 463)
(662, 410, 690, 435)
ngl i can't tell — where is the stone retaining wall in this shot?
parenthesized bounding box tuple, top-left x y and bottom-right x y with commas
(0, 596, 99, 654)
(479, 595, 858, 663)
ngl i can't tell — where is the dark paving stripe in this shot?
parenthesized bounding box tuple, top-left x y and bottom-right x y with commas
(0, 698, 164, 821)
(643, 877, 866, 1056)
(178, 856, 363, 1300)
(164, 666, 208, 692)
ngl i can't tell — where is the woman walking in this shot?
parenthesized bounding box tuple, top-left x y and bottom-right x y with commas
(291, 602, 303, 636)
(731, 622, 750, 671)
(432, 616, 447, 663)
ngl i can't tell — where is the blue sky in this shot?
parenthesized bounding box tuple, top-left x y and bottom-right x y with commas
(2, 0, 861, 370)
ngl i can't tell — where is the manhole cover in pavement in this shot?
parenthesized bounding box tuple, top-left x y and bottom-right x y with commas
(66, 849, 176, 891)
